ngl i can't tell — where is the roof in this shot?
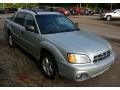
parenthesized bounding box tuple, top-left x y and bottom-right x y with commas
(19, 8, 61, 15)
(37, 12, 60, 15)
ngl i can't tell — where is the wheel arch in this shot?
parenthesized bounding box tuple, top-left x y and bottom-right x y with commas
(39, 41, 66, 63)
(106, 15, 112, 20)
(40, 47, 59, 72)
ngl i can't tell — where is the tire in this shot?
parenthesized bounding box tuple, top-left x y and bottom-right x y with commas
(8, 33, 15, 47)
(40, 51, 57, 79)
(106, 15, 111, 21)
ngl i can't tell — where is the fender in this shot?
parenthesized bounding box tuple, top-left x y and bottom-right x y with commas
(39, 40, 67, 63)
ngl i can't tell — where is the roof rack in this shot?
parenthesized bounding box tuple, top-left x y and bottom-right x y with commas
(25, 8, 49, 14)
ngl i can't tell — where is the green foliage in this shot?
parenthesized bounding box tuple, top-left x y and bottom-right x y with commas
(0, 3, 120, 10)
(0, 3, 38, 9)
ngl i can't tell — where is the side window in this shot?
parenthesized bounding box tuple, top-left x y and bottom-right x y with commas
(24, 14, 35, 27)
(115, 9, 120, 13)
(14, 12, 25, 26)
(24, 14, 38, 32)
(118, 10, 120, 13)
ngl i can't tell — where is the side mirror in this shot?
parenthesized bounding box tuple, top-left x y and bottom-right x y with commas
(114, 12, 116, 13)
(75, 22, 78, 27)
(25, 25, 35, 32)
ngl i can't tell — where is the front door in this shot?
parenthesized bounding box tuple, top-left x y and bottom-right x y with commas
(20, 13, 40, 58)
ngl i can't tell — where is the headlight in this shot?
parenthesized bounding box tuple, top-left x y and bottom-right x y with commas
(67, 54, 91, 64)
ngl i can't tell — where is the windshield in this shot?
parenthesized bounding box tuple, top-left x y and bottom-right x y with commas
(111, 10, 115, 12)
(35, 14, 79, 34)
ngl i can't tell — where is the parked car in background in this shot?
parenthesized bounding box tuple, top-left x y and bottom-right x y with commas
(100, 9, 120, 21)
(55, 7, 70, 15)
(0, 8, 6, 14)
(94, 9, 105, 14)
(42, 6, 58, 12)
(4, 9, 115, 81)
(72, 7, 81, 15)
(68, 7, 85, 15)
(80, 8, 85, 15)
(67, 7, 75, 15)
(5, 8, 17, 13)
(84, 8, 94, 15)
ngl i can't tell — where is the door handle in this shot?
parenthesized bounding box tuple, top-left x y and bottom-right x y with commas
(21, 30, 24, 34)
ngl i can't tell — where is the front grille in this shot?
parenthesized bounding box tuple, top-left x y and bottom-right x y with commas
(93, 50, 111, 63)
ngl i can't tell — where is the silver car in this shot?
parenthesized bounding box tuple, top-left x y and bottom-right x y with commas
(5, 9, 115, 81)
(100, 9, 120, 21)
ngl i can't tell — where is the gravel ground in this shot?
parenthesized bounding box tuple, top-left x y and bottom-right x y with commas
(0, 14, 120, 87)
(70, 15, 120, 39)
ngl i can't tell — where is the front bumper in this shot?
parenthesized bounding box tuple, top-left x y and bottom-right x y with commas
(58, 52, 115, 81)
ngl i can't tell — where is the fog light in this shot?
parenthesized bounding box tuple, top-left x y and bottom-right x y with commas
(76, 73, 89, 80)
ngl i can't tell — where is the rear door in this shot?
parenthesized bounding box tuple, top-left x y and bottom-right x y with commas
(12, 12, 26, 45)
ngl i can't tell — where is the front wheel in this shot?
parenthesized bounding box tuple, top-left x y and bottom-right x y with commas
(106, 15, 111, 21)
(40, 52, 57, 79)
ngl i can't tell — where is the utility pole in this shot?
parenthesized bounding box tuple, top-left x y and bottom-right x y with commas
(2, 3, 4, 9)
(86, 4, 88, 8)
(80, 3, 81, 8)
(110, 3, 112, 11)
(77, 3, 78, 8)
(25, 3, 28, 8)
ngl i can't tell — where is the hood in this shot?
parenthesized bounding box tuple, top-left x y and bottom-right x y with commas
(44, 31, 110, 59)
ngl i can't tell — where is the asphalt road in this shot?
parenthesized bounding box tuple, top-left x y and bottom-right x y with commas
(0, 14, 120, 86)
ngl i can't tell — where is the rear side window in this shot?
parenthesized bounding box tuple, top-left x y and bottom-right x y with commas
(14, 12, 25, 26)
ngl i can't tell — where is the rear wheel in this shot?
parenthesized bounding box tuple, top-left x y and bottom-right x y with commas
(8, 33, 15, 47)
(40, 51, 57, 79)
(106, 15, 111, 21)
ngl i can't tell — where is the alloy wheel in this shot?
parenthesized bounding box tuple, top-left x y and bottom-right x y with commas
(42, 57, 54, 76)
